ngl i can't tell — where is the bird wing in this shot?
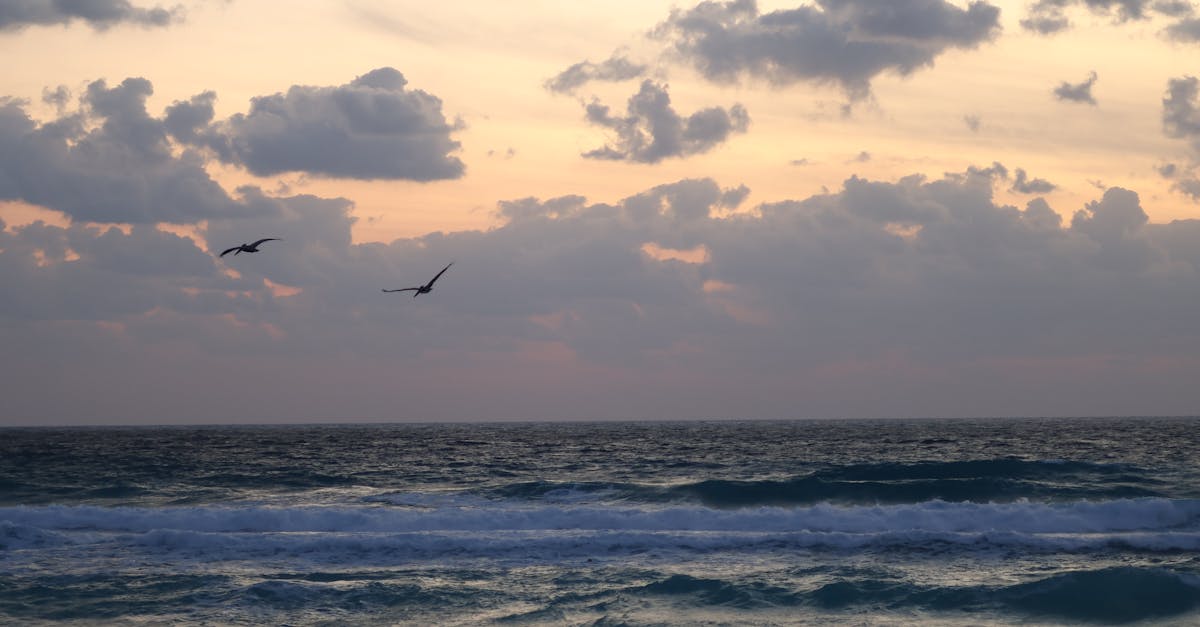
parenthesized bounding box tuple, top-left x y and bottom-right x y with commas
(425, 262, 453, 288)
(219, 246, 241, 257)
(250, 238, 280, 247)
(382, 288, 419, 293)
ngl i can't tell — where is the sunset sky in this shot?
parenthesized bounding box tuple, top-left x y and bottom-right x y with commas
(2, 0, 1200, 425)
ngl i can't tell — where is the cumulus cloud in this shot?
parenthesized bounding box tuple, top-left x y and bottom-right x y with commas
(545, 54, 648, 94)
(1011, 168, 1058, 193)
(582, 80, 749, 163)
(176, 68, 465, 181)
(964, 114, 982, 132)
(1054, 71, 1099, 105)
(0, 0, 178, 32)
(0, 78, 246, 224)
(0, 70, 466, 225)
(653, 0, 1001, 100)
(4, 165, 1200, 422)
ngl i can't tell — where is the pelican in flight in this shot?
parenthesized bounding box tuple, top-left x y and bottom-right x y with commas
(219, 238, 280, 257)
(383, 263, 453, 297)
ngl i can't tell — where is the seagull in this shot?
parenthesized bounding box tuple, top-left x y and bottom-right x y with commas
(383, 263, 453, 297)
(219, 238, 280, 257)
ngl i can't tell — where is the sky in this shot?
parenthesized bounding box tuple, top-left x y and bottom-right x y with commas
(2, 0, 1200, 425)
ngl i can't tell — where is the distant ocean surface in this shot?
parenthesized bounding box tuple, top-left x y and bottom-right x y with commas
(3, 418, 1200, 626)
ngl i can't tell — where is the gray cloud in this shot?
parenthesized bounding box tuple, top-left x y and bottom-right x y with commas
(1011, 168, 1058, 194)
(1160, 75, 1200, 199)
(1171, 176, 1200, 199)
(582, 80, 749, 163)
(1023, 0, 1196, 34)
(178, 68, 465, 181)
(1022, 0, 1150, 34)
(653, 0, 1001, 100)
(964, 114, 981, 132)
(0, 78, 245, 224)
(0, 0, 178, 32)
(1165, 16, 1200, 39)
(1163, 76, 1200, 139)
(1155, 0, 1196, 16)
(545, 54, 648, 94)
(1054, 71, 1099, 105)
(4, 166, 1200, 422)
(0, 70, 466, 225)
(0, 219, 222, 322)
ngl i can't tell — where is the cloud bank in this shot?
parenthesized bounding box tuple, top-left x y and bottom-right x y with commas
(4, 158, 1199, 421)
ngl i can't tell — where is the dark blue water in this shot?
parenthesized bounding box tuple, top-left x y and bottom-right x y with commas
(2, 418, 1199, 625)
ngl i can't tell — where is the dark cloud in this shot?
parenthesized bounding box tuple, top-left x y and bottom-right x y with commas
(1054, 71, 1098, 105)
(5, 166, 1200, 422)
(0, 0, 178, 32)
(581, 80, 749, 163)
(964, 114, 982, 132)
(179, 68, 465, 181)
(0, 78, 245, 224)
(1011, 168, 1057, 194)
(654, 0, 1000, 100)
(545, 54, 648, 94)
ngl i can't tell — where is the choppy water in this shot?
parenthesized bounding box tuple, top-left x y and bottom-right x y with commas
(2, 418, 1199, 625)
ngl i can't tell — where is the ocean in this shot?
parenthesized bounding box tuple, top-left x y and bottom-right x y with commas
(1, 418, 1199, 626)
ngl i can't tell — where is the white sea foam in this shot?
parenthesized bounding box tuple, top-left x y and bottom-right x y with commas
(2, 497, 1199, 561)
(2, 497, 1197, 535)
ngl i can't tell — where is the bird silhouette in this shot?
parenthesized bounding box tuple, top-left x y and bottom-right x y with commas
(383, 263, 453, 297)
(219, 238, 280, 257)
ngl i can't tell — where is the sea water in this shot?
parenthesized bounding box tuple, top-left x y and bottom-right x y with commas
(1, 418, 1199, 625)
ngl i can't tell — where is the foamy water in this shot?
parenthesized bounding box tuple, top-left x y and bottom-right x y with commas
(2, 418, 1199, 625)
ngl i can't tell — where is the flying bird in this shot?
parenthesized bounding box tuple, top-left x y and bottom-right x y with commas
(219, 238, 280, 257)
(383, 263, 453, 297)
